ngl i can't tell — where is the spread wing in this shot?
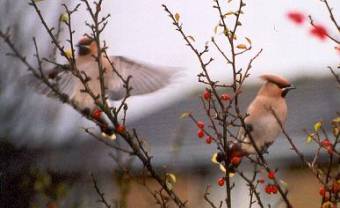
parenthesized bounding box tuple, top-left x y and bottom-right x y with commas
(107, 56, 177, 100)
(21, 64, 75, 98)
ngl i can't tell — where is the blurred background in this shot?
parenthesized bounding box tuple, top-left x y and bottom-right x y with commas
(0, 0, 339, 207)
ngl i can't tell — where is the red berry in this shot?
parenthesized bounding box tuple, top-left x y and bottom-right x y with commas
(197, 129, 205, 138)
(265, 184, 272, 194)
(267, 171, 276, 180)
(116, 124, 125, 133)
(310, 24, 328, 41)
(206, 136, 213, 144)
(91, 109, 102, 120)
(197, 121, 205, 129)
(321, 139, 332, 147)
(321, 139, 333, 154)
(220, 93, 231, 101)
(271, 185, 278, 194)
(287, 11, 305, 25)
(319, 186, 326, 196)
(203, 90, 211, 101)
(230, 156, 241, 166)
(218, 178, 225, 186)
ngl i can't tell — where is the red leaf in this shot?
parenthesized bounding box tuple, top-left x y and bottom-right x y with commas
(310, 24, 328, 40)
(287, 11, 305, 25)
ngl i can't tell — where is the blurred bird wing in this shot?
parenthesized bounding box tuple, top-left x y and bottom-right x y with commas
(21, 65, 75, 98)
(107, 56, 175, 100)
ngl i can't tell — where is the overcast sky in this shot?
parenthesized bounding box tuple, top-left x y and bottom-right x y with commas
(67, 0, 339, 78)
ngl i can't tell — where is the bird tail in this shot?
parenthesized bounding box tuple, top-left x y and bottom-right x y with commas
(20, 70, 74, 98)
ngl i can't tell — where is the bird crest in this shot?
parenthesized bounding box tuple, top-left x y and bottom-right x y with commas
(260, 74, 290, 88)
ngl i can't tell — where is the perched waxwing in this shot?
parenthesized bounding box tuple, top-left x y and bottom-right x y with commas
(232, 74, 295, 156)
(22, 36, 180, 133)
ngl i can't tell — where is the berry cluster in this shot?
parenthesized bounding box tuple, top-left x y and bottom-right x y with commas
(203, 89, 232, 102)
(319, 180, 340, 207)
(196, 120, 214, 144)
(258, 170, 279, 195)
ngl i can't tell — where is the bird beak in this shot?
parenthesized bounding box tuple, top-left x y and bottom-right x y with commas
(281, 84, 296, 97)
(284, 84, 296, 91)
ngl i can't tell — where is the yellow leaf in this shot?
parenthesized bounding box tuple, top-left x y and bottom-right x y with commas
(305, 134, 313, 143)
(175, 13, 180, 22)
(223, 12, 235, 17)
(64, 49, 73, 59)
(179, 112, 190, 119)
(332, 117, 340, 123)
(232, 33, 237, 40)
(219, 165, 235, 177)
(214, 25, 219, 34)
(224, 28, 229, 36)
(165, 173, 177, 190)
(101, 132, 117, 140)
(211, 153, 219, 164)
(60, 13, 69, 23)
(219, 164, 226, 173)
(245, 37, 252, 45)
(187, 35, 195, 42)
(236, 44, 247, 49)
(314, 121, 322, 132)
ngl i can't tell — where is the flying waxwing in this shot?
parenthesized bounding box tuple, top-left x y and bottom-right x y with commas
(23, 36, 180, 133)
(24, 36, 179, 108)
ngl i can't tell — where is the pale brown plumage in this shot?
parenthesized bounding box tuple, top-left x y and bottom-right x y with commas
(235, 74, 295, 155)
(23, 36, 178, 112)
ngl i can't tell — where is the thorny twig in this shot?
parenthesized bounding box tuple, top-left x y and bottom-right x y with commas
(91, 174, 112, 208)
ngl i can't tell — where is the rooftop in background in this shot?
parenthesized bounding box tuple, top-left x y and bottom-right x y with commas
(21, 75, 339, 173)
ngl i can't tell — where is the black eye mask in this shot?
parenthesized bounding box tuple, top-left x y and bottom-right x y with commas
(281, 84, 296, 97)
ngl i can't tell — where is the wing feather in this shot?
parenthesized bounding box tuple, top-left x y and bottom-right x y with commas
(107, 56, 177, 100)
